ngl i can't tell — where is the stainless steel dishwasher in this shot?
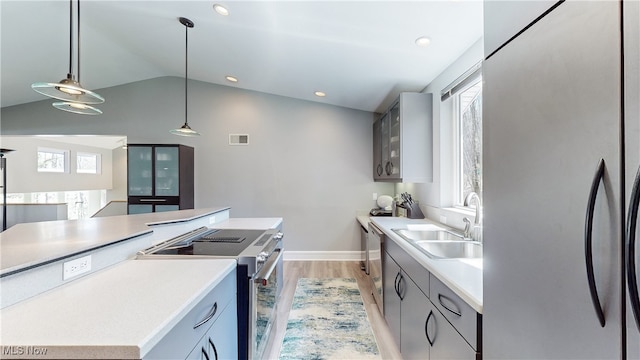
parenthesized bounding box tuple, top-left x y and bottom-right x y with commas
(360, 223, 369, 274)
(368, 222, 384, 314)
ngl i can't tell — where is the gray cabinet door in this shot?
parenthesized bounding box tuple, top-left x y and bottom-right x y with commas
(483, 1, 622, 358)
(626, 0, 640, 357)
(427, 305, 476, 360)
(206, 300, 238, 360)
(400, 276, 431, 360)
(373, 119, 383, 180)
(383, 249, 402, 347)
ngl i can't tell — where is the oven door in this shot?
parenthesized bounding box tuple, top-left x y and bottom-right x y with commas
(251, 248, 283, 359)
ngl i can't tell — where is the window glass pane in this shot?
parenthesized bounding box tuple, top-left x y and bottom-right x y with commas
(37, 148, 68, 173)
(77, 152, 101, 174)
(459, 80, 482, 204)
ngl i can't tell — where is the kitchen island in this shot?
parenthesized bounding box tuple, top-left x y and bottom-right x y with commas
(0, 208, 282, 359)
(1, 259, 236, 359)
(0, 207, 231, 308)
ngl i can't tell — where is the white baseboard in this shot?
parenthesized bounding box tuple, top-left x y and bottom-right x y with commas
(283, 251, 363, 261)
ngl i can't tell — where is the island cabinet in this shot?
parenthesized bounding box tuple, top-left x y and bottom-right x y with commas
(143, 270, 237, 360)
(186, 300, 238, 360)
(373, 92, 433, 183)
(383, 239, 480, 359)
(127, 144, 194, 214)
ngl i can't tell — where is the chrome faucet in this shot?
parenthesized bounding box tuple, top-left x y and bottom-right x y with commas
(463, 192, 482, 241)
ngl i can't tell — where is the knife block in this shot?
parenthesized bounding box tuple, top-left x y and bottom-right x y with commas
(398, 202, 425, 219)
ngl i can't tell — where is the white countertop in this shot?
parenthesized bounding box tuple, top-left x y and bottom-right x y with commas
(0, 259, 236, 359)
(0, 207, 229, 276)
(369, 217, 483, 313)
(212, 217, 283, 230)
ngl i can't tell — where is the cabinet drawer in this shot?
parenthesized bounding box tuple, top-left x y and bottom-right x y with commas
(429, 274, 480, 351)
(386, 238, 430, 297)
(144, 269, 236, 359)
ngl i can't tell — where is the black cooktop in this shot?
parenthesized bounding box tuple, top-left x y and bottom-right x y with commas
(152, 229, 268, 257)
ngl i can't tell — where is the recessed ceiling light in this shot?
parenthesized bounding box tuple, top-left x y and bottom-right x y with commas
(225, 76, 238, 83)
(415, 36, 431, 47)
(314, 91, 326, 97)
(213, 4, 229, 16)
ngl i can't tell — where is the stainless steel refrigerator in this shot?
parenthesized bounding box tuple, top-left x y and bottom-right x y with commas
(483, 1, 639, 358)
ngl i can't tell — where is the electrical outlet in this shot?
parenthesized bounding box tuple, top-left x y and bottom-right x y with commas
(63, 255, 92, 280)
(372, 193, 378, 201)
(209, 216, 216, 224)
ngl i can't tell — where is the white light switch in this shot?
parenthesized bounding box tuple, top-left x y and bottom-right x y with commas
(372, 193, 378, 201)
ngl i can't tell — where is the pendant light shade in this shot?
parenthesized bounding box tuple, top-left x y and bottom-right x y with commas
(171, 17, 200, 137)
(52, 101, 103, 115)
(31, 0, 104, 114)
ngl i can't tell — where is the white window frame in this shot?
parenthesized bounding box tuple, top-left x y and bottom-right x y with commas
(76, 152, 102, 174)
(453, 77, 482, 208)
(37, 147, 69, 173)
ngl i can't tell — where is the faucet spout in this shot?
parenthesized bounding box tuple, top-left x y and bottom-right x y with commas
(463, 192, 482, 226)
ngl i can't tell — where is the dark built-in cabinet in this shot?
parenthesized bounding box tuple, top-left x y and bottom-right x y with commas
(127, 144, 194, 214)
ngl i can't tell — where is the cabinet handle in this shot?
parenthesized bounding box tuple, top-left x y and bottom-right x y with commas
(385, 161, 391, 175)
(424, 310, 435, 347)
(389, 162, 395, 175)
(194, 302, 218, 329)
(584, 159, 606, 327)
(139, 198, 167, 202)
(394, 272, 401, 297)
(397, 273, 405, 301)
(627, 165, 640, 332)
(202, 347, 210, 360)
(377, 164, 384, 176)
(208, 338, 219, 360)
(437, 293, 461, 317)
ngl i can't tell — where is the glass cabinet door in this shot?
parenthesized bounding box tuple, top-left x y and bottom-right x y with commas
(155, 147, 179, 196)
(128, 146, 153, 196)
(380, 113, 390, 176)
(388, 101, 401, 177)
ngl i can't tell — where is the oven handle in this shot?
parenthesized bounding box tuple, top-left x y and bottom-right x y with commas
(254, 249, 283, 285)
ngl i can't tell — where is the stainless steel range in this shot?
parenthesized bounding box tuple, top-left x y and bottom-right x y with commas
(137, 226, 284, 360)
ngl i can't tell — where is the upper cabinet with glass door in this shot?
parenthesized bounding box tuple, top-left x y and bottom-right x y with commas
(127, 144, 194, 214)
(373, 92, 433, 183)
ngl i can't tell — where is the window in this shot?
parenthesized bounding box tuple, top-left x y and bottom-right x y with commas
(77, 152, 101, 174)
(455, 78, 482, 206)
(37, 147, 69, 173)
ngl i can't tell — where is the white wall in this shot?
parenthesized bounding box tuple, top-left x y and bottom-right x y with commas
(396, 38, 484, 232)
(1, 77, 393, 252)
(0, 136, 114, 193)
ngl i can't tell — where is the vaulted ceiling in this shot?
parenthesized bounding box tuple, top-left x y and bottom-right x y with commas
(1, 1, 483, 113)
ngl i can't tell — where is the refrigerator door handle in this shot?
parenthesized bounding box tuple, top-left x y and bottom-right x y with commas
(585, 158, 606, 327)
(627, 165, 640, 332)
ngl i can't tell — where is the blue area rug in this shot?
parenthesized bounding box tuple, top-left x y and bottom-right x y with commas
(279, 278, 381, 360)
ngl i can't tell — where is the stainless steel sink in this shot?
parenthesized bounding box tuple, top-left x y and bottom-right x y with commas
(392, 228, 482, 259)
(393, 229, 464, 241)
(414, 240, 482, 259)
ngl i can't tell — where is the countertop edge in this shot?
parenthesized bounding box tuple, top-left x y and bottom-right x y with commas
(370, 217, 483, 313)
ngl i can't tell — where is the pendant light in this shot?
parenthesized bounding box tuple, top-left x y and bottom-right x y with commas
(31, 0, 104, 115)
(170, 17, 201, 137)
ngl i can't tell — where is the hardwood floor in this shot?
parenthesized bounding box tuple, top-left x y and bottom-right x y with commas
(263, 261, 402, 359)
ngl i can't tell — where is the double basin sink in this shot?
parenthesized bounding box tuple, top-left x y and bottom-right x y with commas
(392, 228, 482, 260)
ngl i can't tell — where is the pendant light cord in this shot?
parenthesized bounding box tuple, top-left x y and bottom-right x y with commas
(184, 21, 188, 127)
(67, 0, 81, 82)
(68, 0, 73, 76)
(77, 0, 81, 83)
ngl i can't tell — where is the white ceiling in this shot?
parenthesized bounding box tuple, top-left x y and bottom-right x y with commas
(1, 1, 483, 113)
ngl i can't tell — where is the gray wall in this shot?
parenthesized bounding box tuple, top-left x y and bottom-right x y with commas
(1, 77, 393, 253)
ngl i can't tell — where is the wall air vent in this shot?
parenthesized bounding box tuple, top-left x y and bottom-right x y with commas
(229, 134, 249, 146)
